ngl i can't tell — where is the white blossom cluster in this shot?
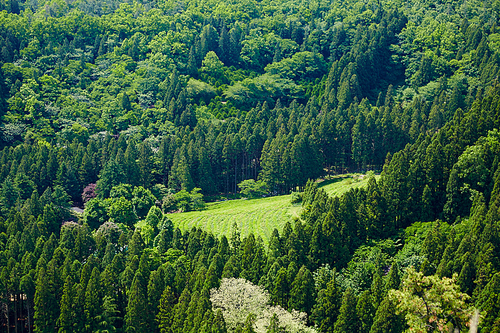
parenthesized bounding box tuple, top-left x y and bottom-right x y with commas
(210, 278, 316, 333)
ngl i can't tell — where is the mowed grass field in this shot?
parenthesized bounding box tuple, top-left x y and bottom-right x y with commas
(168, 173, 379, 244)
(318, 173, 381, 197)
(168, 195, 301, 244)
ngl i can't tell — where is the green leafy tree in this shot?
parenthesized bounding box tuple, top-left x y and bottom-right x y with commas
(238, 179, 268, 198)
(83, 198, 109, 230)
(132, 186, 156, 219)
(389, 267, 474, 333)
(108, 196, 137, 227)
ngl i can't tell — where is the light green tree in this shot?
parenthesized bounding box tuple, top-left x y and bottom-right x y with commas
(389, 267, 474, 332)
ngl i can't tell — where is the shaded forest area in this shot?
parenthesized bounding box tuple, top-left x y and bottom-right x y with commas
(1, 0, 500, 331)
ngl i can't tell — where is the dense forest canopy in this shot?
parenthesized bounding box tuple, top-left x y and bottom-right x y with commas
(0, 0, 500, 331)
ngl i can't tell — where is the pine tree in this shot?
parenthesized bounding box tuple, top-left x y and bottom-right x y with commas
(34, 266, 58, 333)
(170, 287, 191, 332)
(124, 142, 140, 186)
(288, 266, 315, 314)
(212, 309, 227, 333)
(333, 288, 358, 333)
(311, 277, 341, 332)
(96, 159, 125, 198)
(385, 262, 401, 291)
(125, 270, 149, 333)
(85, 267, 102, 332)
(476, 272, 500, 331)
(148, 268, 165, 331)
(58, 276, 77, 333)
(356, 290, 375, 333)
(369, 296, 405, 333)
(138, 142, 153, 189)
(157, 286, 176, 333)
(122, 93, 132, 111)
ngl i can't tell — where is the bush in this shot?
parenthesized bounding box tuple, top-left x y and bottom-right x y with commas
(166, 188, 207, 212)
(238, 179, 268, 198)
(290, 191, 302, 204)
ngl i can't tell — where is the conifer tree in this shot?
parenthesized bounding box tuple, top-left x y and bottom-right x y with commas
(333, 288, 358, 333)
(58, 276, 77, 333)
(125, 270, 149, 333)
(157, 286, 176, 333)
(85, 267, 102, 332)
(476, 272, 500, 331)
(369, 296, 405, 333)
(311, 277, 341, 332)
(34, 266, 58, 333)
(357, 290, 375, 333)
(288, 266, 315, 314)
(212, 309, 228, 333)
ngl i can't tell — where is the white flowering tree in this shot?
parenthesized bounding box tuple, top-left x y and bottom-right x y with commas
(210, 278, 316, 333)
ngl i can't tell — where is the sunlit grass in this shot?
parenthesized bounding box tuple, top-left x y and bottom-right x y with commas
(167, 173, 377, 243)
(318, 173, 380, 197)
(168, 195, 299, 244)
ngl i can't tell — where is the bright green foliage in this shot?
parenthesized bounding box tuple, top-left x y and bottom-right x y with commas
(96, 160, 126, 199)
(108, 196, 137, 227)
(1, 0, 500, 332)
(83, 198, 109, 230)
(84, 267, 102, 332)
(356, 290, 375, 333)
(238, 179, 268, 198)
(34, 266, 58, 333)
(157, 286, 176, 333)
(95, 296, 119, 333)
(58, 277, 77, 333)
(265, 52, 327, 82)
(390, 267, 473, 333)
(132, 186, 156, 219)
(476, 272, 500, 331)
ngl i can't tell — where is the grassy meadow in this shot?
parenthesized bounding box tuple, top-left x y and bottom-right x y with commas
(318, 173, 381, 197)
(167, 173, 379, 243)
(168, 195, 301, 244)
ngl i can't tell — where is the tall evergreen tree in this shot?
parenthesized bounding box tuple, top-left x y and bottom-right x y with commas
(333, 288, 358, 333)
(125, 270, 150, 333)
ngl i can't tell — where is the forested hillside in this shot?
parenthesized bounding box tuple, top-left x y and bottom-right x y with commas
(0, 0, 500, 330)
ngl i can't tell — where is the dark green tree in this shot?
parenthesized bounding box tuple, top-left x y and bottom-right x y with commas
(288, 265, 315, 314)
(333, 288, 358, 333)
(125, 270, 150, 333)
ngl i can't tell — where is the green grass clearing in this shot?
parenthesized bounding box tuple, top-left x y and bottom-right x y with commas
(168, 195, 300, 245)
(318, 173, 380, 197)
(162, 173, 379, 244)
